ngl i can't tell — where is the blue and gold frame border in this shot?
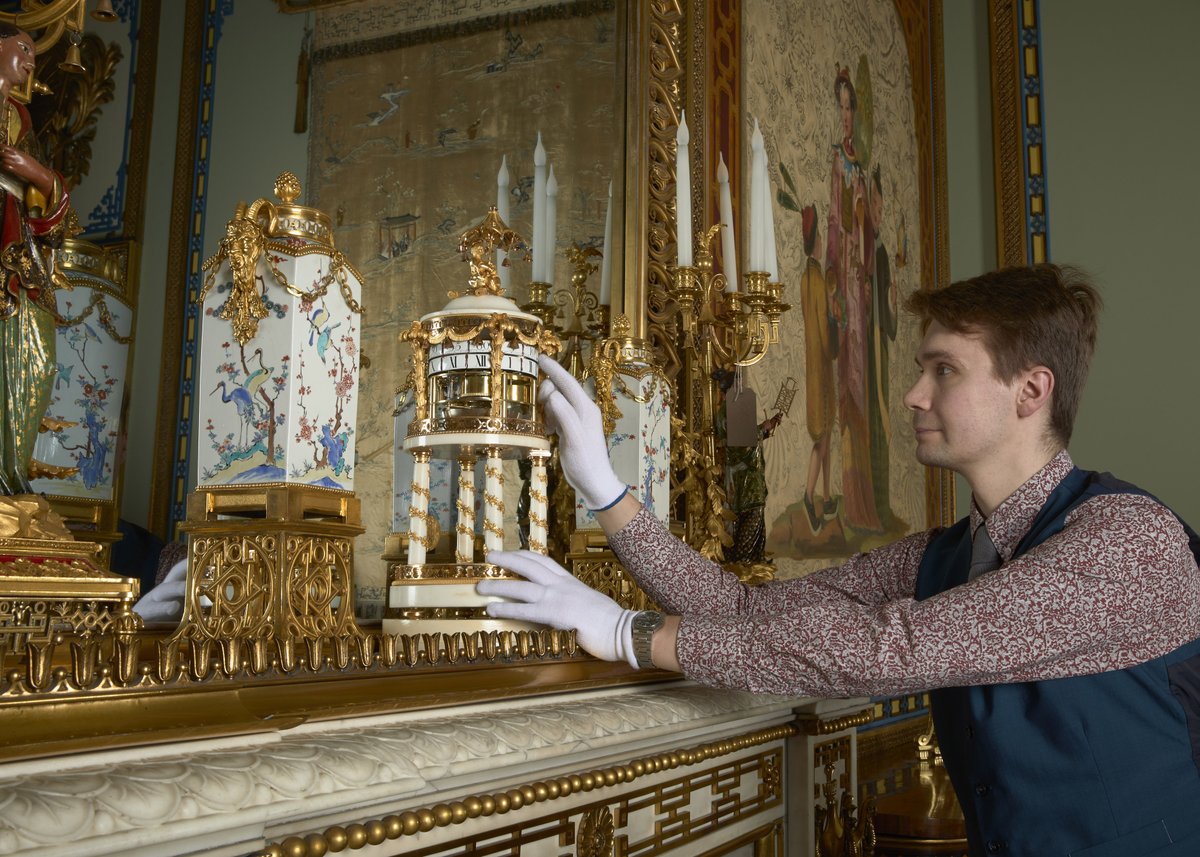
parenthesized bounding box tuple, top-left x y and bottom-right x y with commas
(150, 0, 232, 537)
(989, 0, 1050, 265)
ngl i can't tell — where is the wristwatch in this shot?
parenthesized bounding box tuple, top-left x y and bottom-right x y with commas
(630, 610, 665, 669)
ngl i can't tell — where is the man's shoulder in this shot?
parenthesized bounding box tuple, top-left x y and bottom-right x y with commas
(1065, 482, 1189, 540)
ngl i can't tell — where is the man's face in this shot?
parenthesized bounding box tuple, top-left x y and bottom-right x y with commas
(902, 322, 1023, 475)
(0, 31, 35, 89)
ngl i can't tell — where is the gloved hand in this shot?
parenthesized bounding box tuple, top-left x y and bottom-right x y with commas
(478, 550, 637, 667)
(133, 558, 187, 623)
(537, 354, 626, 510)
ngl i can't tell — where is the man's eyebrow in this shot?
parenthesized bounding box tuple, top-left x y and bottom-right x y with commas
(914, 349, 960, 365)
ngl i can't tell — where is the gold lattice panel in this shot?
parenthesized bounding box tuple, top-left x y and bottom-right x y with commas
(569, 549, 657, 612)
(0, 543, 138, 658)
(813, 735, 853, 802)
(178, 519, 363, 645)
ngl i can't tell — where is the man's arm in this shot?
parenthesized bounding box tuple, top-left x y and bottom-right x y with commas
(656, 493, 1200, 698)
(605, 498, 934, 619)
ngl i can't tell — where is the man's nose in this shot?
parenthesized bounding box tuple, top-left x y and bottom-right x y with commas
(902, 376, 926, 411)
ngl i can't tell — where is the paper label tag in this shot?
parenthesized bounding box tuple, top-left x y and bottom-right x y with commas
(725, 386, 759, 447)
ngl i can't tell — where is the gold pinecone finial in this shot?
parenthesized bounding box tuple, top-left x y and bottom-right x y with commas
(275, 171, 302, 204)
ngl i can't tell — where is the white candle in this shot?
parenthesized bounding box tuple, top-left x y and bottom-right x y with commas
(497, 155, 511, 289)
(600, 179, 613, 304)
(761, 143, 778, 281)
(532, 133, 547, 282)
(749, 119, 766, 272)
(545, 164, 558, 287)
(676, 110, 693, 267)
(717, 153, 738, 291)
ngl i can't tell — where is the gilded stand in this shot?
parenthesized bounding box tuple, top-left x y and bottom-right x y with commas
(0, 495, 138, 673)
(175, 172, 368, 668)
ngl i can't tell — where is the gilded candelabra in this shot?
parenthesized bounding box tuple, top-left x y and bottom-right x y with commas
(665, 226, 790, 561)
(521, 243, 609, 382)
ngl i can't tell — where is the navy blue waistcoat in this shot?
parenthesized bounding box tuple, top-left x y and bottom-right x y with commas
(916, 468, 1200, 857)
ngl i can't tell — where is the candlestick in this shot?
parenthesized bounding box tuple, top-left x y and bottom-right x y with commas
(717, 153, 738, 292)
(600, 179, 613, 305)
(545, 164, 558, 287)
(749, 119, 766, 272)
(497, 155, 511, 289)
(676, 110, 693, 267)
(532, 133, 546, 282)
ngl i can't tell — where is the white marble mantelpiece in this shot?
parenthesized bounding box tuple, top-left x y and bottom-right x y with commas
(0, 681, 862, 857)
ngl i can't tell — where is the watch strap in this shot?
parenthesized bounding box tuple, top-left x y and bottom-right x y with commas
(631, 610, 665, 670)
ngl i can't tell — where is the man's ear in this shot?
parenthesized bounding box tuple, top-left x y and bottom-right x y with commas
(1016, 365, 1054, 419)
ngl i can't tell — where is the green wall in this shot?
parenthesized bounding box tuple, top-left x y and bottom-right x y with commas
(1040, 0, 1199, 523)
(943, 0, 1198, 524)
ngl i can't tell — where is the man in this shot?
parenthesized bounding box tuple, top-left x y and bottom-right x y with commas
(480, 264, 1200, 857)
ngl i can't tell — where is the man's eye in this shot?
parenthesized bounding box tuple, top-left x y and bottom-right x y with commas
(936, 365, 953, 376)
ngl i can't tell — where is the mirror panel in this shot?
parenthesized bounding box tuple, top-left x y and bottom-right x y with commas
(147, 1, 625, 609)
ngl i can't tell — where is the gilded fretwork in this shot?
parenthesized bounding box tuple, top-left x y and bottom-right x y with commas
(0, 510, 139, 663)
(253, 727, 793, 857)
(814, 735, 853, 802)
(569, 551, 657, 612)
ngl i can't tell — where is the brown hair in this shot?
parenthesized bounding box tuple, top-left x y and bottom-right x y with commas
(904, 264, 1102, 446)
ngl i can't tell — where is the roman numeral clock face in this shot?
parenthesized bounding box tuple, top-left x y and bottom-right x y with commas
(427, 339, 539, 377)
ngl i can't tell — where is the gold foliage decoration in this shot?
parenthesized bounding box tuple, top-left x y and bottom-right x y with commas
(29, 33, 123, 190)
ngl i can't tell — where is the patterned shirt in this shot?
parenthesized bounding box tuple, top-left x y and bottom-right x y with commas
(609, 450, 1200, 698)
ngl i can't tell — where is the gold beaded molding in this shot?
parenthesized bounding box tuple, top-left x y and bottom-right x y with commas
(796, 707, 875, 736)
(253, 722, 799, 857)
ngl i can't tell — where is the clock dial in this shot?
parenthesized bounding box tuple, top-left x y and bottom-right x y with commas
(429, 340, 539, 377)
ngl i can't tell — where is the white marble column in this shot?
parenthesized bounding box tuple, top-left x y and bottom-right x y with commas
(407, 449, 432, 565)
(455, 452, 477, 564)
(528, 450, 550, 554)
(483, 448, 505, 554)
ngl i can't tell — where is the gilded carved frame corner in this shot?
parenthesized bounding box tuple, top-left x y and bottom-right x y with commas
(988, 0, 1049, 267)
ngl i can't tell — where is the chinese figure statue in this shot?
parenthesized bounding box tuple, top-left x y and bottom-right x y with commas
(0, 25, 71, 496)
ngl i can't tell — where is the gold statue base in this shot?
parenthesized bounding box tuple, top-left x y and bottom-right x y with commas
(0, 495, 139, 661)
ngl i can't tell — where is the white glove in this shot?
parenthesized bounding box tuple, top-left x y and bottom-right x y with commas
(478, 550, 637, 667)
(537, 354, 626, 511)
(133, 559, 187, 624)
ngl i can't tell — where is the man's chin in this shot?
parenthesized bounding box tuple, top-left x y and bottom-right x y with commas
(913, 444, 949, 469)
